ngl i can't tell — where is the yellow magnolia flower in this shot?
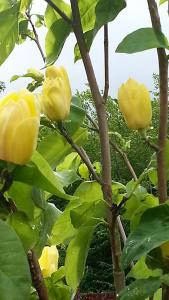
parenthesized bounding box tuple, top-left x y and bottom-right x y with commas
(118, 79, 152, 130)
(41, 65, 72, 121)
(0, 90, 40, 165)
(39, 246, 59, 278)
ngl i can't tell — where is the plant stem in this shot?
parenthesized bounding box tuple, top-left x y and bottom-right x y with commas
(147, 0, 168, 204)
(70, 0, 125, 293)
(26, 12, 46, 63)
(58, 122, 102, 184)
(103, 24, 109, 101)
(27, 250, 48, 300)
(147, 1, 168, 299)
(86, 113, 138, 181)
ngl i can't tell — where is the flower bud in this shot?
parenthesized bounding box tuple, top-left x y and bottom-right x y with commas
(41, 65, 72, 121)
(39, 246, 59, 278)
(0, 90, 40, 165)
(118, 79, 152, 130)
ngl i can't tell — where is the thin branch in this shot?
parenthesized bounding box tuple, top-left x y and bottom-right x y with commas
(142, 135, 159, 152)
(147, 0, 168, 204)
(43, 0, 72, 25)
(28, 250, 48, 300)
(58, 122, 102, 184)
(103, 24, 109, 101)
(70, 0, 125, 293)
(86, 113, 138, 181)
(26, 12, 46, 63)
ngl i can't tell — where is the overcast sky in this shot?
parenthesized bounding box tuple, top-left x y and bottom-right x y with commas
(0, 0, 169, 97)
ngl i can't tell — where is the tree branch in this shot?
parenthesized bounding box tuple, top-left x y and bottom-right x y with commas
(58, 122, 102, 184)
(27, 250, 48, 300)
(86, 113, 138, 181)
(70, 0, 125, 293)
(103, 24, 109, 101)
(43, 0, 72, 25)
(147, 0, 168, 204)
(26, 12, 46, 63)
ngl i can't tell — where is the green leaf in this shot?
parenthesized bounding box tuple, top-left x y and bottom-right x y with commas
(45, 0, 71, 64)
(70, 199, 106, 228)
(20, 0, 32, 12)
(45, 0, 71, 28)
(122, 204, 169, 269)
(49, 200, 79, 245)
(65, 97, 86, 134)
(8, 212, 38, 251)
(9, 182, 35, 220)
(55, 170, 80, 187)
(34, 203, 61, 256)
(128, 256, 162, 280)
(12, 151, 74, 201)
(0, 0, 18, 12)
(38, 128, 88, 168)
(51, 266, 65, 283)
(119, 277, 161, 300)
(159, 0, 168, 4)
(57, 152, 81, 172)
(45, 19, 71, 65)
(74, 181, 103, 201)
(65, 226, 94, 291)
(75, 0, 126, 61)
(78, 163, 90, 180)
(0, 219, 31, 299)
(116, 27, 169, 54)
(0, 5, 19, 65)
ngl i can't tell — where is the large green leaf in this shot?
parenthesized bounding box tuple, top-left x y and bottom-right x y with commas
(0, 0, 18, 12)
(45, 0, 71, 28)
(38, 128, 88, 168)
(65, 226, 94, 291)
(34, 203, 61, 256)
(9, 182, 35, 220)
(122, 204, 169, 269)
(128, 256, 162, 280)
(159, 0, 168, 4)
(0, 220, 31, 299)
(119, 277, 161, 300)
(45, 19, 71, 65)
(75, 0, 126, 61)
(116, 27, 169, 54)
(12, 151, 74, 201)
(20, 0, 32, 12)
(74, 181, 103, 201)
(0, 5, 19, 65)
(45, 0, 72, 64)
(49, 200, 79, 245)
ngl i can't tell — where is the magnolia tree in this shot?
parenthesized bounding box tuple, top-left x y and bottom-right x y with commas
(0, 0, 169, 299)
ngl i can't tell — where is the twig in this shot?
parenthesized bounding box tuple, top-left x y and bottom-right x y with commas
(26, 12, 46, 63)
(27, 250, 48, 300)
(147, 0, 168, 204)
(43, 0, 72, 25)
(142, 135, 159, 152)
(103, 24, 109, 101)
(58, 122, 102, 184)
(70, 0, 125, 293)
(86, 113, 138, 181)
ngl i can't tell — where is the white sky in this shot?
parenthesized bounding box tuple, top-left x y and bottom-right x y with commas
(0, 0, 169, 97)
